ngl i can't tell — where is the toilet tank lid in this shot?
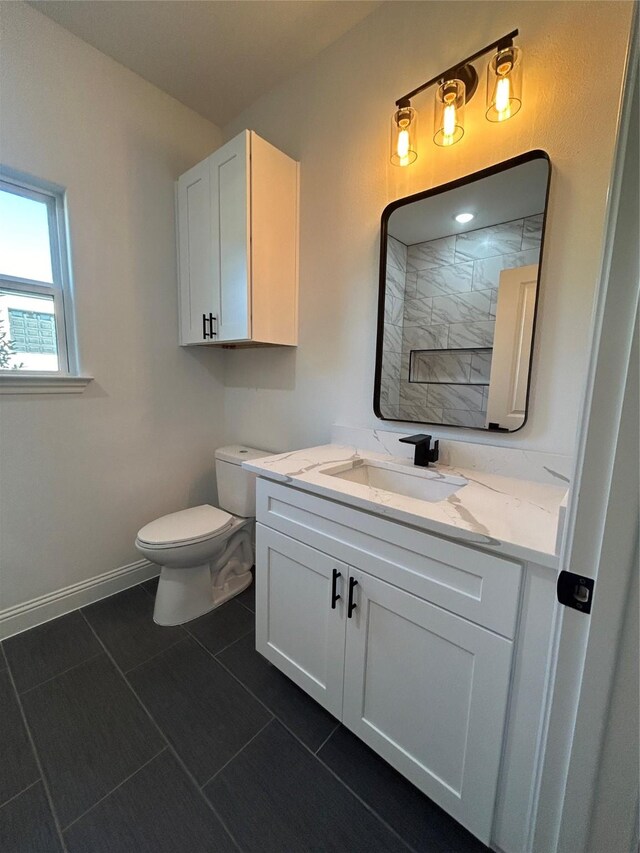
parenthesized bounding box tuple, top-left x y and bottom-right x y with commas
(215, 445, 272, 465)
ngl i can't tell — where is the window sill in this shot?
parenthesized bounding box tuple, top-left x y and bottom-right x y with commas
(0, 373, 94, 395)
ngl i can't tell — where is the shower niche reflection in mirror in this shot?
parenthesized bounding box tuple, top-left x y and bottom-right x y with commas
(375, 150, 550, 431)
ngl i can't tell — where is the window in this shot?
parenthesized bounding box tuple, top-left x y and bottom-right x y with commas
(0, 170, 79, 378)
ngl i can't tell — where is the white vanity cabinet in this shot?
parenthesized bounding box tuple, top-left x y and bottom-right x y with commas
(176, 129, 298, 347)
(255, 479, 525, 844)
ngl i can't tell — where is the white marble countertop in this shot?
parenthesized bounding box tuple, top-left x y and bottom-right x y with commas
(244, 444, 569, 569)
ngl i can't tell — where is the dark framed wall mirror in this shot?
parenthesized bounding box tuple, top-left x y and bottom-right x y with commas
(374, 150, 551, 431)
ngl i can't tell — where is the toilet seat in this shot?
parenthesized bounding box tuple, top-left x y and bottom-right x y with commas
(136, 505, 234, 549)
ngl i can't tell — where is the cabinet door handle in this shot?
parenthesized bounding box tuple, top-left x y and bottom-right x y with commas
(347, 577, 358, 618)
(331, 568, 341, 609)
(202, 314, 217, 339)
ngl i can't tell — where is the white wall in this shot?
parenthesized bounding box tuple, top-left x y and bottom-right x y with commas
(0, 3, 225, 611)
(221, 0, 635, 457)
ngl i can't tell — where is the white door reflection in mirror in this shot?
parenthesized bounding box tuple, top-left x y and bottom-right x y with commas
(486, 264, 538, 430)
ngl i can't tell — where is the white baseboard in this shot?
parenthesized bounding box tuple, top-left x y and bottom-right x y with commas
(0, 559, 159, 641)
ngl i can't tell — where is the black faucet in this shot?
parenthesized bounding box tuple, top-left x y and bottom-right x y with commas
(399, 434, 439, 468)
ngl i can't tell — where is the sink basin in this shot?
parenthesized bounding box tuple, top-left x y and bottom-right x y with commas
(321, 458, 467, 503)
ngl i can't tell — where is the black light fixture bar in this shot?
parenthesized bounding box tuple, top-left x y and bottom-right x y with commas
(395, 29, 518, 107)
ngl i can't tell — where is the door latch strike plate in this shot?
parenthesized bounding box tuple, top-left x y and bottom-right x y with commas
(557, 571, 595, 614)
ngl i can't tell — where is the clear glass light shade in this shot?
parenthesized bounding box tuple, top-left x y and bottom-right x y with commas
(390, 105, 418, 166)
(486, 45, 523, 122)
(433, 79, 465, 146)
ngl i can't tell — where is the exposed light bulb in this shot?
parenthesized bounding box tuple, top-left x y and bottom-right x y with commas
(486, 45, 522, 123)
(390, 104, 417, 166)
(434, 79, 465, 147)
(495, 76, 511, 120)
(442, 102, 457, 143)
(397, 128, 410, 161)
(455, 212, 474, 224)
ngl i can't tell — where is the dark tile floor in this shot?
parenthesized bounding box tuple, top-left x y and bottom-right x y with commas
(0, 577, 489, 853)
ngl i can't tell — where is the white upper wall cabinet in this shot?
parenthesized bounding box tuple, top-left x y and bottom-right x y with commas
(176, 130, 299, 346)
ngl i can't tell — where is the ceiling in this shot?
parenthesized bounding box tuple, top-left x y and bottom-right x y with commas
(29, 0, 381, 127)
(388, 158, 549, 245)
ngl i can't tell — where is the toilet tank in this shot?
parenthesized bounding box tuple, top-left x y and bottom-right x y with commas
(215, 446, 272, 517)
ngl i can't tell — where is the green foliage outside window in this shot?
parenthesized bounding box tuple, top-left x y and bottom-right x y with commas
(0, 318, 22, 369)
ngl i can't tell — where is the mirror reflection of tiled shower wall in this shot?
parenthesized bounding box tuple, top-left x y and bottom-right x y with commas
(381, 215, 542, 426)
(379, 235, 407, 418)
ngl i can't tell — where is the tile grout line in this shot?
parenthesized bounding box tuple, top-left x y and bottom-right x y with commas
(312, 742, 417, 852)
(194, 637, 416, 853)
(77, 610, 244, 853)
(236, 598, 254, 615)
(61, 746, 168, 833)
(17, 651, 105, 697)
(205, 626, 255, 659)
(138, 578, 159, 599)
(0, 778, 41, 812)
(123, 635, 191, 676)
(314, 721, 341, 755)
(199, 716, 274, 790)
(2, 646, 71, 853)
(293, 729, 418, 853)
(206, 623, 254, 660)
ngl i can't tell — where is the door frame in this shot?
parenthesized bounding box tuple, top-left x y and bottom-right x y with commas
(532, 20, 638, 852)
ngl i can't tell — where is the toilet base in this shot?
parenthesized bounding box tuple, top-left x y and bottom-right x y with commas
(211, 569, 253, 608)
(153, 565, 253, 626)
(148, 524, 255, 626)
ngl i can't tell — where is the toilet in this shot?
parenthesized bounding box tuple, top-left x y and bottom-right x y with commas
(135, 445, 270, 626)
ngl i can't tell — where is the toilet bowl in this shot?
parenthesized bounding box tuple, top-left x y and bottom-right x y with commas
(135, 446, 270, 626)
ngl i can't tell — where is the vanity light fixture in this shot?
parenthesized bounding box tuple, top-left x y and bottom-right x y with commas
(390, 101, 418, 166)
(390, 29, 521, 166)
(434, 78, 466, 146)
(486, 45, 523, 121)
(454, 212, 475, 223)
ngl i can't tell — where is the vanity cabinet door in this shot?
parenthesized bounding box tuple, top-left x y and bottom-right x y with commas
(255, 525, 347, 718)
(342, 567, 513, 845)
